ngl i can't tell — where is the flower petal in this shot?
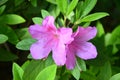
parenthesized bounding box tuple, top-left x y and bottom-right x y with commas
(30, 39, 52, 59)
(66, 46, 76, 69)
(75, 42, 97, 60)
(59, 28, 74, 44)
(52, 40, 66, 65)
(42, 16, 56, 31)
(74, 27, 97, 41)
(29, 24, 45, 40)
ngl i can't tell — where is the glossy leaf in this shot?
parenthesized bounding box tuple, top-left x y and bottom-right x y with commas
(56, 0, 68, 15)
(49, 5, 60, 18)
(81, 0, 97, 17)
(105, 33, 111, 46)
(27, 53, 54, 67)
(67, 11, 74, 20)
(45, 54, 54, 67)
(0, 25, 19, 44)
(80, 71, 96, 80)
(0, 14, 26, 25)
(0, 0, 8, 6)
(16, 38, 36, 50)
(76, 57, 86, 71)
(0, 34, 8, 44)
(35, 64, 57, 80)
(46, 0, 56, 4)
(12, 63, 24, 80)
(83, 22, 91, 27)
(67, 0, 78, 15)
(30, 0, 37, 7)
(96, 21, 105, 37)
(21, 60, 30, 71)
(0, 48, 18, 61)
(16, 28, 31, 40)
(15, 0, 24, 6)
(27, 54, 32, 59)
(109, 25, 120, 45)
(75, 1, 84, 20)
(23, 60, 45, 80)
(97, 61, 112, 80)
(107, 25, 120, 54)
(109, 73, 120, 80)
(41, 9, 50, 18)
(80, 12, 109, 23)
(32, 17, 43, 24)
(71, 65, 80, 80)
(0, 5, 6, 15)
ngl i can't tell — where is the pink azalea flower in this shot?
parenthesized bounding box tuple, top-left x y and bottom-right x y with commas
(29, 16, 73, 65)
(66, 27, 97, 69)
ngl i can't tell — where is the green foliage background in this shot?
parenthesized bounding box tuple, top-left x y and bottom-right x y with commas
(0, 0, 120, 80)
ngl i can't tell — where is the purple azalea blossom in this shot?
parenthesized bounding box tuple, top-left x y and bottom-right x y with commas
(66, 27, 97, 69)
(29, 16, 73, 65)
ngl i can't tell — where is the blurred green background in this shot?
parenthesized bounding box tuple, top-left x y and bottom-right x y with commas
(0, 0, 120, 80)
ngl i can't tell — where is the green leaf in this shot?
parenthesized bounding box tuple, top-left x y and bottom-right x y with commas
(80, 71, 96, 80)
(80, 12, 109, 23)
(0, 25, 19, 44)
(23, 60, 45, 80)
(49, 5, 60, 18)
(58, 73, 70, 80)
(27, 54, 32, 59)
(107, 25, 120, 54)
(97, 61, 112, 80)
(76, 57, 86, 71)
(83, 22, 91, 27)
(105, 33, 111, 46)
(46, 0, 56, 4)
(0, 34, 8, 44)
(45, 54, 54, 67)
(56, 0, 68, 15)
(0, 0, 8, 6)
(0, 5, 6, 15)
(35, 64, 57, 80)
(96, 21, 105, 37)
(0, 48, 18, 61)
(15, 0, 24, 6)
(109, 73, 120, 80)
(30, 0, 37, 7)
(57, 17, 64, 27)
(0, 14, 26, 25)
(12, 63, 24, 80)
(109, 25, 120, 45)
(16, 38, 36, 50)
(75, 1, 84, 20)
(71, 65, 80, 80)
(21, 60, 30, 71)
(67, 11, 74, 21)
(67, 0, 78, 15)
(81, 0, 97, 17)
(41, 9, 50, 18)
(32, 17, 43, 24)
(16, 28, 31, 40)
(89, 66, 100, 76)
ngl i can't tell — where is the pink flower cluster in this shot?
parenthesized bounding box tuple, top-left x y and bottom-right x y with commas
(29, 16, 97, 69)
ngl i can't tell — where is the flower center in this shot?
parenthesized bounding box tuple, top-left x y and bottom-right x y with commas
(54, 34, 59, 38)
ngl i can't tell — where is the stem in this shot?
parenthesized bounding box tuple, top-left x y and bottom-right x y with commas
(64, 16, 67, 27)
(66, 21, 71, 27)
(72, 21, 77, 29)
(72, 19, 81, 29)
